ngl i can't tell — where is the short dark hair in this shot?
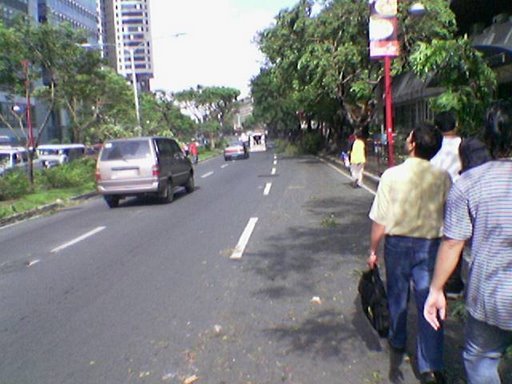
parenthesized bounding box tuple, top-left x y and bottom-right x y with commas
(484, 100, 512, 158)
(434, 111, 456, 133)
(459, 138, 491, 174)
(411, 122, 443, 160)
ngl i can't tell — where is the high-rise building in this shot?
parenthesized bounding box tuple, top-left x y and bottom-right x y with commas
(37, 0, 98, 42)
(0, 0, 37, 23)
(98, 0, 153, 92)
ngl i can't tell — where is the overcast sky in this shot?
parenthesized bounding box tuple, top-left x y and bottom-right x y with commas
(149, 0, 300, 97)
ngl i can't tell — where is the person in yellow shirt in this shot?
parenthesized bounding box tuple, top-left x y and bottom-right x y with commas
(349, 130, 366, 188)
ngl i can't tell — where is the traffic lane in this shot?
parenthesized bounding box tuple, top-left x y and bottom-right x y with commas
(0, 150, 279, 383)
(180, 155, 408, 383)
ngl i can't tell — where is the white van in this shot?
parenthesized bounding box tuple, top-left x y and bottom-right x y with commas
(37, 144, 85, 168)
(96, 137, 194, 208)
(0, 146, 29, 176)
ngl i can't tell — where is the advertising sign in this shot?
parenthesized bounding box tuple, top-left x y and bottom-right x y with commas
(369, 0, 399, 58)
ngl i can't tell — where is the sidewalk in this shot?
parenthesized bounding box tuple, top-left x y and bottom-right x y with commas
(322, 150, 512, 383)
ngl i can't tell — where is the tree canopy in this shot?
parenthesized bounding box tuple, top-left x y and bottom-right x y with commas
(252, 0, 497, 143)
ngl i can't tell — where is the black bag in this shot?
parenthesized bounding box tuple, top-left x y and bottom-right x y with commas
(358, 266, 390, 338)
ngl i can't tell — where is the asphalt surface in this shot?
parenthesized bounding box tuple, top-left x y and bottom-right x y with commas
(0, 150, 509, 383)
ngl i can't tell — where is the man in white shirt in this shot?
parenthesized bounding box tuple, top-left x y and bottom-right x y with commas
(430, 111, 464, 298)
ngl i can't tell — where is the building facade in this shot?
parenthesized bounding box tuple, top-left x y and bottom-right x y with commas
(37, 0, 97, 40)
(98, 0, 153, 92)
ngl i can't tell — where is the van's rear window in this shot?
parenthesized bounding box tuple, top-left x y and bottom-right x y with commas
(101, 140, 151, 160)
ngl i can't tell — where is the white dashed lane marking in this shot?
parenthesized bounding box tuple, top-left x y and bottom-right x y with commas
(263, 183, 272, 196)
(51, 226, 106, 253)
(230, 217, 258, 260)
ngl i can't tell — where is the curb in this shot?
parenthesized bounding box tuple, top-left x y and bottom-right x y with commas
(0, 192, 97, 228)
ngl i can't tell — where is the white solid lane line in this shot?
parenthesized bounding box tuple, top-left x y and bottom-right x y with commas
(51, 226, 106, 253)
(230, 217, 258, 260)
(201, 171, 214, 178)
(263, 182, 272, 196)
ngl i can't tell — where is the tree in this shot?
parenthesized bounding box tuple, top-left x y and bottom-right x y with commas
(253, 0, 492, 148)
(139, 91, 197, 139)
(175, 85, 240, 148)
(410, 38, 496, 137)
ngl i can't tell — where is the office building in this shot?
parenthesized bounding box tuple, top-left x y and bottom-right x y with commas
(38, 0, 97, 41)
(98, 0, 153, 92)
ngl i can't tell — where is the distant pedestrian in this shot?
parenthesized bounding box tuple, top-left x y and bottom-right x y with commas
(349, 130, 366, 188)
(424, 102, 512, 384)
(188, 138, 198, 164)
(431, 111, 462, 181)
(430, 111, 464, 298)
(368, 123, 451, 384)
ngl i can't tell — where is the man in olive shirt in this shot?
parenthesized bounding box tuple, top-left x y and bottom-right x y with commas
(367, 123, 451, 384)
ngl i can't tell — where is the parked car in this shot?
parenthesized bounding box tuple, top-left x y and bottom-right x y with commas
(95, 137, 194, 208)
(224, 140, 249, 161)
(37, 144, 85, 168)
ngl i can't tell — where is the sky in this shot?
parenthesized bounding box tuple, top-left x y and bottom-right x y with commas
(149, 0, 301, 98)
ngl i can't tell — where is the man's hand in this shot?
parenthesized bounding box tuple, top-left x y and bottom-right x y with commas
(367, 252, 378, 269)
(423, 288, 446, 331)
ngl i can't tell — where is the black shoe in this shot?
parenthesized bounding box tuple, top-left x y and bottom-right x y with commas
(420, 371, 445, 384)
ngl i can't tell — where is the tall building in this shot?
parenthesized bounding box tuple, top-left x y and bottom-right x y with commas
(98, 0, 153, 92)
(0, 0, 37, 23)
(38, 0, 98, 41)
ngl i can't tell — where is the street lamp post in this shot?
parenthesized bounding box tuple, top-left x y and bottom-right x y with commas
(383, 55, 394, 166)
(126, 44, 143, 128)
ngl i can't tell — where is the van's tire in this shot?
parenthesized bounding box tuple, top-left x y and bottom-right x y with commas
(160, 179, 174, 204)
(185, 172, 195, 193)
(104, 195, 120, 208)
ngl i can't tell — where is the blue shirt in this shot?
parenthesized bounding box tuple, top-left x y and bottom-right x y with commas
(444, 160, 512, 330)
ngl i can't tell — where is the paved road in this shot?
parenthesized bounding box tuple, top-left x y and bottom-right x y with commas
(0, 150, 482, 383)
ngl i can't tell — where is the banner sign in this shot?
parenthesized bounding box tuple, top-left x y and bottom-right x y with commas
(369, 0, 400, 58)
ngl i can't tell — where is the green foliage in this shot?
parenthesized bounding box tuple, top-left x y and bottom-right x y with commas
(252, 0, 488, 148)
(299, 131, 323, 154)
(36, 158, 95, 189)
(139, 92, 197, 139)
(410, 38, 497, 136)
(0, 170, 31, 200)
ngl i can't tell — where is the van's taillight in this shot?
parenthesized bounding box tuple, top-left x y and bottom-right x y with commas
(152, 165, 160, 177)
(95, 168, 101, 182)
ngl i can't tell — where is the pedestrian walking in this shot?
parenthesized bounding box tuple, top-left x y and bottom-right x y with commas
(424, 101, 512, 384)
(189, 138, 198, 164)
(367, 123, 451, 384)
(430, 111, 464, 298)
(349, 130, 366, 188)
